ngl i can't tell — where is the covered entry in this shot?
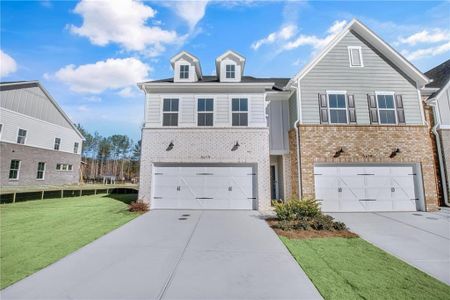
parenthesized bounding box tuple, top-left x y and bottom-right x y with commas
(152, 165, 256, 209)
(314, 164, 423, 212)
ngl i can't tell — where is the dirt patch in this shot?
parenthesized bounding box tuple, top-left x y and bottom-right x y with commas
(267, 219, 359, 239)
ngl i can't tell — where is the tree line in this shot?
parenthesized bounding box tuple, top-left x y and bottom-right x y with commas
(76, 124, 141, 183)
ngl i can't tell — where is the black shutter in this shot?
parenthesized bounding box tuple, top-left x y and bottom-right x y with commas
(395, 94, 406, 124)
(367, 94, 378, 124)
(318, 93, 328, 124)
(347, 94, 357, 124)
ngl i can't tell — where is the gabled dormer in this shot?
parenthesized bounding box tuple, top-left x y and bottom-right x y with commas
(170, 51, 202, 83)
(216, 50, 245, 82)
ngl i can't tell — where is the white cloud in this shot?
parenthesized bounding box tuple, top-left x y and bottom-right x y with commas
(0, 50, 18, 77)
(83, 95, 102, 102)
(117, 86, 140, 98)
(53, 57, 150, 94)
(398, 29, 450, 46)
(164, 0, 210, 30)
(251, 24, 297, 50)
(69, 0, 179, 56)
(402, 41, 450, 61)
(283, 20, 347, 51)
(77, 105, 90, 112)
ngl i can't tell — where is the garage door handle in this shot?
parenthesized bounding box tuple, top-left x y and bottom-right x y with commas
(359, 199, 376, 201)
(196, 197, 213, 200)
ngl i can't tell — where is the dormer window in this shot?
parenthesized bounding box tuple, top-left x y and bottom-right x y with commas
(180, 65, 189, 79)
(348, 46, 363, 67)
(226, 64, 235, 79)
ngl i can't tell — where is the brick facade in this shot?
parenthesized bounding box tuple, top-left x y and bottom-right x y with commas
(139, 128, 271, 211)
(289, 125, 440, 211)
(1, 142, 81, 186)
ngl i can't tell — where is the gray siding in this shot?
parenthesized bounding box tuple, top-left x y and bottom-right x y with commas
(437, 86, 450, 125)
(215, 95, 230, 125)
(288, 91, 298, 128)
(300, 30, 422, 125)
(268, 100, 290, 153)
(0, 86, 73, 129)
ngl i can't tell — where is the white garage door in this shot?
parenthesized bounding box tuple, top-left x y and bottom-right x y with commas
(152, 165, 255, 209)
(314, 165, 420, 212)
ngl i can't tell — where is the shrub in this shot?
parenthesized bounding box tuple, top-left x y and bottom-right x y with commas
(274, 197, 321, 221)
(128, 200, 149, 213)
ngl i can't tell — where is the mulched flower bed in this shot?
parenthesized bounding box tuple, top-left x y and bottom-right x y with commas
(267, 219, 359, 239)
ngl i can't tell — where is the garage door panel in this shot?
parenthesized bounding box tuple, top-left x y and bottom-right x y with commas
(314, 165, 420, 212)
(152, 166, 255, 210)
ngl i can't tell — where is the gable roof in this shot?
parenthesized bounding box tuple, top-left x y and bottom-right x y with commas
(0, 81, 85, 140)
(425, 59, 450, 99)
(215, 50, 246, 76)
(287, 19, 430, 88)
(170, 50, 203, 79)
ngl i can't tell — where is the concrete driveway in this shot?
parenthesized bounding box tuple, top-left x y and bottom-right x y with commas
(330, 211, 450, 285)
(2, 210, 322, 300)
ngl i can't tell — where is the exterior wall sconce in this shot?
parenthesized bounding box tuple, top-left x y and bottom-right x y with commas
(231, 141, 240, 151)
(333, 147, 344, 158)
(166, 142, 174, 151)
(390, 148, 400, 158)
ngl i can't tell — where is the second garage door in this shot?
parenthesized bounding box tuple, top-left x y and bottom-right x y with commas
(152, 165, 256, 210)
(314, 165, 421, 212)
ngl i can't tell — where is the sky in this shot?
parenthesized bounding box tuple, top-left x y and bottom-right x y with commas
(1, 0, 449, 142)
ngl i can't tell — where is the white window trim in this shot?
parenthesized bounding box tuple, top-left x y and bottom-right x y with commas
(37, 162, 46, 180)
(326, 91, 348, 124)
(17, 128, 27, 144)
(54, 137, 61, 150)
(9, 160, 21, 180)
(180, 65, 190, 79)
(348, 46, 364, 68)
(225, 64, 236, 79)
(161, 98, 180, 127)
(56, 163, 73, 172)
(195, 97, 215, 127)
(0, 123, 3, 139)
(231, 97, 249, 127)
(375, 91, 397, 125)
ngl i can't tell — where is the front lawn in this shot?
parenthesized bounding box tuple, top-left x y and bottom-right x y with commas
(281, 237, 450, 300)
(0, 194, 139, 289)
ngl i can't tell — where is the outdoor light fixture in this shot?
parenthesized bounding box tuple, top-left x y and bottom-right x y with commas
(390, 148, 400, 158)
(333, 147, 344, 158)
(166, 142, 174, 151)
(231, 141, 240, 151)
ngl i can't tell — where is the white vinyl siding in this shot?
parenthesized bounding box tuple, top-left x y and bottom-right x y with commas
(300, 31, 422, 125)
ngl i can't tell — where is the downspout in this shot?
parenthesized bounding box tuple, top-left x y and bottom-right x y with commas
(292, 78, 303, 198)
(430, 100, 449, 206)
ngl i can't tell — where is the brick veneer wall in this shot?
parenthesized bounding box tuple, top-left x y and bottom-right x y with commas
(139, 128, 271, 211)
(1, 142, 81, 186)
(289, 125, 439, 211)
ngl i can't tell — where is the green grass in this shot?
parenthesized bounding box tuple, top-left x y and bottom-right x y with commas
(281, 237, 450, 300)
(0, 194, 139, 289)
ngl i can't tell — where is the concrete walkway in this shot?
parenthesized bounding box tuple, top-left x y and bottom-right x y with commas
(2, 210, 322, 300)
(330, 211, 450, 285)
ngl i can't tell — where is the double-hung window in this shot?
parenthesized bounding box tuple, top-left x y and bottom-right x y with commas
(163, 98, 179, 126)
(348, 46, 363, 67)
(328, 93, 347, 124)
(9, 160, 20, 180)
(377, 93, 396, 124)
(36, 162, 46, 180)
(197, 98, 214, 126)
(226, 64, 235, 78)
(17, 128, 27, 144)
(180, 65, 189, 79)
(74, 142, 79, 154)
(232, 98, 248, 126)
(54, 138, 61, 150)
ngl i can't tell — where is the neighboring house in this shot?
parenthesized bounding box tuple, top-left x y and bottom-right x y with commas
(0, 81, 84, 186)
(138, 19, 439, 212)
(424, 59, 450, 206)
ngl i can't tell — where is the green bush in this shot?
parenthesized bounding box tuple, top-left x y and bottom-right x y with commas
(273, 197, 348, 231)
(274, 197, 321, 221)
